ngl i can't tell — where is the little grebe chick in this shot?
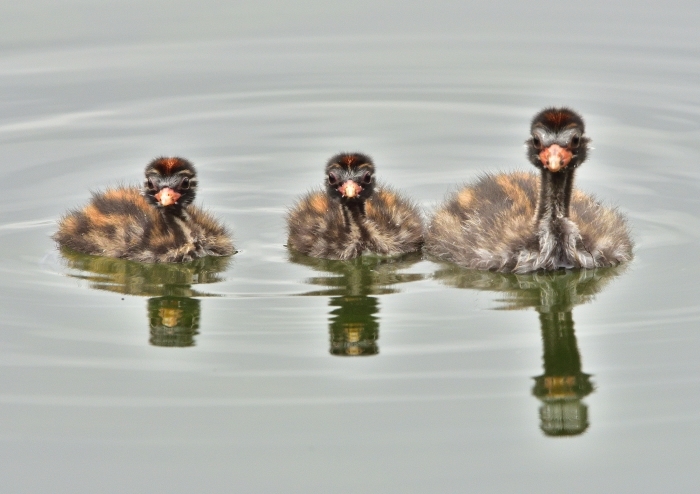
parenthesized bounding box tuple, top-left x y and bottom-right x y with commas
(425, 108, 633, 273)
(287, 152, 423, 260)
(54, 157, 234, 263)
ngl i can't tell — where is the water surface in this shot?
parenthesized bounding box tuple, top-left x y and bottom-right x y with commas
(1, 2, 700, 492)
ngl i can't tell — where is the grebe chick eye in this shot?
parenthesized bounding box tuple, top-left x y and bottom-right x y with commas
(54, 156, 234, 263)
(287, 152, 423, 260)
(425, 107, 633, 273)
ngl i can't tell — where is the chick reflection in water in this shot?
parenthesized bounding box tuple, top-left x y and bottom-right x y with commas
(288, 251, 424, 356)
(59, 248, 230, 347)
(435, 265, 626, 436)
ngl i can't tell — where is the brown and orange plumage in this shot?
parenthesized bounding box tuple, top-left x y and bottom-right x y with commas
(287, 153, 423, 260)
(426, 108, 633, 273)
(54, 157, 234, 263)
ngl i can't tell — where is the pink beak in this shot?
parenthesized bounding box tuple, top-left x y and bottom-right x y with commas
(338, 180, 363, 198)
(539, 144, 573, 172)
(154, 187, 181, 206)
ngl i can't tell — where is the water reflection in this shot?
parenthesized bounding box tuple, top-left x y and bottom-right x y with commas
(59, 248, 231, 347)
(288, 251, 424, 356)
(434, 265, 626, 436)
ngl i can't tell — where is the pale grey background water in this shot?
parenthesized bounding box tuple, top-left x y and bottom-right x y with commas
(1, 1, 700, 492)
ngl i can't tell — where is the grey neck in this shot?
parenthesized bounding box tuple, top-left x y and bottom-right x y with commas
(536, 168, 575, 224)
(341, 200, 370, 243)
(160, 206, 192, 243)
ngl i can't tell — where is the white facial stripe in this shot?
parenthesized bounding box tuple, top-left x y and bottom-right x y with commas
(533, 126, 581, 146)
(557, 128, 580, 144)
(533, 127, 556, 146)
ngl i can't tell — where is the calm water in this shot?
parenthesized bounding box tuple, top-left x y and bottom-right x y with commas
(1, 2, 700, 492)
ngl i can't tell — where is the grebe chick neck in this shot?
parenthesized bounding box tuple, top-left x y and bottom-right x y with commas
(526, 108, 591, 269)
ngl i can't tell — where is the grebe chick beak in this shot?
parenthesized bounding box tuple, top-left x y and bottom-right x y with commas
(539, 144, 573, 172)
(154, 187, 181, 206)
(338, 180, 363, 198)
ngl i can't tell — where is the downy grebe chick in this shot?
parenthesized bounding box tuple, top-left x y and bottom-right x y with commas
(287, 152, 423, 260)
(54, 157, 234, 263)
(425, 108, 633, 273)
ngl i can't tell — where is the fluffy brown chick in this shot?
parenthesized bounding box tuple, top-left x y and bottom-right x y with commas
(287, 152, 423, 260)
(54, 157, 234, 263)
(425, 108, 633, 273)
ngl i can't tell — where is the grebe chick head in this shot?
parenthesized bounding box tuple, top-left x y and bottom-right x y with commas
(143, 157, 198, 211)
(324, 152, 376, 204)
(527, 108, 590, 173)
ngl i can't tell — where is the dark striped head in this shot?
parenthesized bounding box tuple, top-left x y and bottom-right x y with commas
(143, 157, 198, 210)
(324, 153, 376, 203)
(527, 108, 589, 173)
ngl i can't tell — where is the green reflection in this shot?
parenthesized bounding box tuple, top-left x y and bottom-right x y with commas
(59, 247, 231, 347)
(434, 265, 627, 437)
(288, 250, 424, 356)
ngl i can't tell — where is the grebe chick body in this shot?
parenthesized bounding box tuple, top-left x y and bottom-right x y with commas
(287, 153, 423, 260)
(54, 157, 234, 263)
(425, 108, 633, 273)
